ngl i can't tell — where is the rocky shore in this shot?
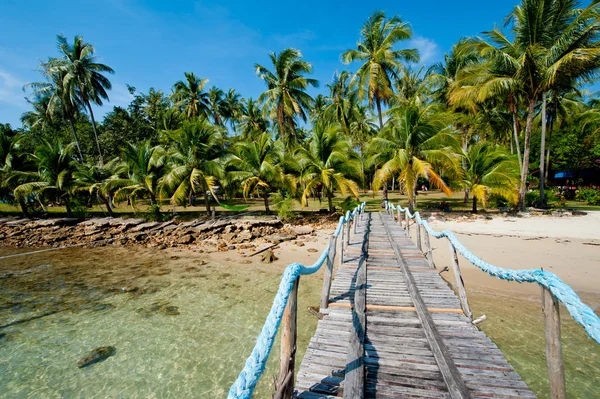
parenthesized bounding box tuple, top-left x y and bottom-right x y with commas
(0, 215, 338, 252)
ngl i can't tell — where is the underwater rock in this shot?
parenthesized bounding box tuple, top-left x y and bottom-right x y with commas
(77, 346, 116, 368)
(161, 305, 180, 315)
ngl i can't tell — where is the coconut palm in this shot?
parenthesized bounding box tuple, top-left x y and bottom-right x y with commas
(171, 72, 210, 120)
(14, 139, 77, 217)
(462, 142, 520, 213)
(74, 159, 119, 215)
(324, 71, 356, 136)
(369, 101, 461, 211)
(342, 11, 419, 129)
(0, 125, 35, 217)
(207, 86, 226, 127)
(238, 98, 269, 139)
(255, 48, 319, 145)
(295, 122, 361, 213)
(160, 119, 226, 213)
(222, 89, 244, 134)
(46, 34, 114, 163)
(106, 141, 166, 208)
(228, 133, 292, 214)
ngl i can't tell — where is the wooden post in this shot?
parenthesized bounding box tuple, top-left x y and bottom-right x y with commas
(397, 208, 401, 226)
(542, 287, 566, 399)
(424, 230, 435, 269)
(278, 277, 299, 399)
(346, 218, 351, 246)
(320, 236, 337, 311)
(339, 226, 345, 266)
(353, 213, 358, 234)
(449, 243, 472, 320)
(405, 212, 410, 236)
(416, 223, 422, 252)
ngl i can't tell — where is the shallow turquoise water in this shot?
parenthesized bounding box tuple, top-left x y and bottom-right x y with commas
(0, 247, 321, 398)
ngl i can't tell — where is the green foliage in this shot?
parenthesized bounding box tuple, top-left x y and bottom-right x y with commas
(576, 188, 600, 205)
(339, 196, 361, 213)
(272, 193, 296, 221)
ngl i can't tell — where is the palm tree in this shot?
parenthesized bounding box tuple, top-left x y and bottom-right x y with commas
(14, 139, 77, 217)
(222, 89, 244, 134)
(207, 86, 226, 127)
(462, 142, 520, 213)
(295, 121, 361, 213)
(0, 125, 35, 217)
(324, 71, 356, 136)
(74, 159, 119, 215)
(171, 72, 210, 120)
(238, 98, 269, 139)
(255, 48, 318, 145)
(20, 94, 54, 133)
(160, 119, 226, 213)
(228, 133, 292, 214)
(47, 34, 114, 163)
(368, 101, 461, 212)
(342, 11, 419, 129)
(106, 141, 166, 208)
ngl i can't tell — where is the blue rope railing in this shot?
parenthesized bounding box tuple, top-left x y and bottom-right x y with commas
(228, 202, 365, 399)
(385, 201, 600, 344)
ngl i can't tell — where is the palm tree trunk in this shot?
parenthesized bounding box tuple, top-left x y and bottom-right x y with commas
(472, 195, 478, 213)
(328, 191, 334, 213)
(512, 111, 522, 169)
(277, 102, 286, 144)
(518, 98, 535, 211)
(204, 193, 211, 214)
(545, 147, 550, 184)
(375, 97, 384, 129)
(18, 198, 31, 219)
(85, 99, 104, 164)
(381, 181, 388, 208)
(464, 189, 470, 204)
(69, 119, 84, 160)
(103, 195, 114, 216)
(264, 193, 271, 215)
(188, 190, 194, 207)
(65, 198, 73, 217)
(539, 93, 547, 207)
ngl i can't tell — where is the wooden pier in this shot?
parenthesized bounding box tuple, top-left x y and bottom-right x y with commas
(294, 211, 535, 398)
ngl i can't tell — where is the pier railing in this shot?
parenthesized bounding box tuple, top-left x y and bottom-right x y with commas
(385, 201, 600, 399)
(228, 202, 366, 399)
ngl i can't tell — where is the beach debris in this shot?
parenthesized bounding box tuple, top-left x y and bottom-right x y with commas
(77, 346, 116, 368)
(161, 305, 180, 316)
(472, 314, 487, 325)
(261, 250, 278, 263)
(307, 248, 319, 253)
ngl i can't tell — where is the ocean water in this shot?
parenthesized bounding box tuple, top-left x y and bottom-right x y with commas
(0, 247, 321, 398)
(0, 246, 598, 398)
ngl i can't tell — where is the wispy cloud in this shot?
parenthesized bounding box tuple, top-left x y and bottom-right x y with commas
(409, 36, 440, 65)
(0, 69, 28, 109)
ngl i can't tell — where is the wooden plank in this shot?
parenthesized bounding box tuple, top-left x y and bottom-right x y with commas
(449, 242, 473, 320)
(379, 212, 471, 399)
(542, 286, 566, 399)
(329, 302, 464, 314)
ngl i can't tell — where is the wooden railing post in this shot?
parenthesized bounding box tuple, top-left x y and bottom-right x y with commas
(346, 218, 351, 246)
(416, 222, 422, 252)
(424, 230, 435, 269)
(449, 243, 472, 320)
(277, 277, 299, 399)
(339, 226, 345, 266)
(353, 213, 358, 234)
(542, 287, 566, 399)
(320, 236, 337, 311)
(397, 208, 401, 226)
(405, 212, 410, 236)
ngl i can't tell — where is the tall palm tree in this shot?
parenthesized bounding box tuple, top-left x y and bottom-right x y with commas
(342, 11, 419, 129)
(238, 98, 269, 139)
(207, 86, 226, 127)
(368, 101, 461, 211)
(324, 71, 356, 136)
(228, 133, 292, 214)
(462, 142, 520, 213)
(255, 48, 318, 145)
(222, 89, 244, 134)
(160, 119, 226, 213)
(106, 141, 166, 207)
(295, 121, 361, 213)
(14, 139, 77, 217)
(171, 72, 210, 120)
(47, 34, 114, 163)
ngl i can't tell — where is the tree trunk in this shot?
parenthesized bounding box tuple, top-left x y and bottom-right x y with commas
(518, 98, 535, 211)
(103, 195, 114, 216)
(204, 193, 211, 214)
(375, 97, 384, 129)
(328, 191, 333, 213)
(188, 190, 193, 207)
(381, 181, 388, 208)
(18, 198, 31, 219)
(464, 189, 470, 204)
(277, 102, 286, 145)
(149, 193, 156, 206)
(65, 198, 73, 217)
(472, 195, 478, 213)
(85, 99, 104, 164)
(264, 193, 271, 215)
(539, 93, 547, 207)
(512, 111, 522, 169)
(69, 119, 84, 160)
(545, 147, 550, 184)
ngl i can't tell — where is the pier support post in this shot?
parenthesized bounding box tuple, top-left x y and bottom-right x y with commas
(320, 236, 337, 311)
(397, 208, 401, 226)
(340, 226, 345, 266)
(542, 287, 566, 399)
(416, 223, 422, 252)
(449, 243, 472, 320)
(346, 218, 351, 246)
(405, 212, 410, 236)
(277, 277, 299, 399)
(424, 230, 435, 269)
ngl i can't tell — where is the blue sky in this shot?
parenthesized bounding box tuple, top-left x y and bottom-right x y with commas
(0, 0, 519, 127)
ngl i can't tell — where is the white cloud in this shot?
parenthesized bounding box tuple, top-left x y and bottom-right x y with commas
(408, 36, 440, 65)
(0, 69, 27, 109)
(107, 82, 134, 107)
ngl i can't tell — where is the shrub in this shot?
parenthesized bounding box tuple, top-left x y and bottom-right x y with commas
(525, 190, 540, 207)
(145, 204, 162, 222)
(273, 194, 296, 221)
(70, 198, 89, 218)
(487, 194, 509, 209)
(339, 196, 361, 214)
(576, 187, 600, 205)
